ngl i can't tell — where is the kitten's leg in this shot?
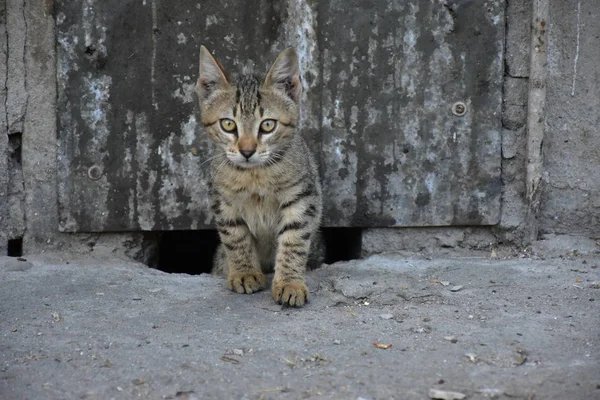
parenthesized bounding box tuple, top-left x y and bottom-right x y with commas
(215, 199, 265, 294)
(272, 194, 321, 307)
(211, 243, 228, 275)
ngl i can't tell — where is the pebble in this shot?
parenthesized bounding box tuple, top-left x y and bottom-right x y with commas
(450, 285, 464, 292)
(443, 336, 458, 343)
(333, 340, 341, 345)
(379, 313, 394, 320)
(428, 388, 466, 400)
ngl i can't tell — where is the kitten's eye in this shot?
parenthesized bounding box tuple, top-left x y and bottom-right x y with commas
(259, 119, 277, 134)
(220, 119, 237, 133)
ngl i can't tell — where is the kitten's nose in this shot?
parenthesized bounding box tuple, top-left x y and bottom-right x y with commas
(239, 149, 256, 160)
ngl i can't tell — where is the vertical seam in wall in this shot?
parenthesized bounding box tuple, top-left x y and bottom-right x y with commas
(526, 0, 549, 241)
(151, 0, 158, 111)
(570, 0, 581, 97)
(20, 0, 28, 238)
(1, 0, 7, 246)
(499, 0, 509, 224)
(2, 0, 8, 134)
(21, 0, 28, 120)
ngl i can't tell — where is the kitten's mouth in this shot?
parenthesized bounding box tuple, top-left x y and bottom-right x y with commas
(227, 151, 279, 168)
(228, 156, 265, 168)
(238, 160, 261, 168)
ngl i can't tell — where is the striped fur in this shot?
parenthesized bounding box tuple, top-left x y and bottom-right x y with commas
(196, 46, 324, 307)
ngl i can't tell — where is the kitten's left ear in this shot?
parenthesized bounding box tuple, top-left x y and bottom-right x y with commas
(264, 48, 302, 103)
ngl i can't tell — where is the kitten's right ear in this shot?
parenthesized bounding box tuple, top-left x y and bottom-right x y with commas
(196, 46, 230, 99)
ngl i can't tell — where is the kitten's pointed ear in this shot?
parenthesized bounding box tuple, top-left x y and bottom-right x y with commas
(264, 48, 302, 103)
(197, 45, 230, 99)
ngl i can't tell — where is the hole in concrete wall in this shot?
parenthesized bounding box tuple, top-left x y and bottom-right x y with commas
(157, 230, 218, 274)
(322, 228, 362, 264)
(8, 133, 22, 165)
(7, 238, 23, 257)
(155, 227, 363, 274)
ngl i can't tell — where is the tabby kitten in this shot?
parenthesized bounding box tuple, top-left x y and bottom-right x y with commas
(195, 46, 323, 307)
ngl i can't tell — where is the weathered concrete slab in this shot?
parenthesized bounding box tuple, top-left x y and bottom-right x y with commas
(1, 251, 599, 399)
(18, 2, 54, 250)
(541, 0, 600, 236)
(56, 0, 503, 232)
(1, 0, 28, 249)
(320, 0, 503, 227)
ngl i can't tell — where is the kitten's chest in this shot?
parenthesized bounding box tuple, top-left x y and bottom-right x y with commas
(234, 191, 280, 238)
(224, 171, 281, 237)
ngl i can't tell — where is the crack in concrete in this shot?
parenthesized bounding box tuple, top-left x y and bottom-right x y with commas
(21, 0, 28, 124)
(2, 0, 8, 135)
(571, 0, 581, 96)
(17, 0, 28, 241)
(505, 73, 528, 79)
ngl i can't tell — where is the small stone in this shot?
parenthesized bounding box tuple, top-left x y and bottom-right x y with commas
(379, 313, 394, 320)
(413, 326, 431, 334)
(444, 336, 458, 343)
(333, 340, 341, 345)
(440, 281, 451, 286)
(232, 349, 244, 356)
(478, 388, 504, 398)
(428, 388, 466, 400)
(450, 285, 464, 292)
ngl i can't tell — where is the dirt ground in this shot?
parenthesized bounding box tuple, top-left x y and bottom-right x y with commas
(1, 241, 599, 400)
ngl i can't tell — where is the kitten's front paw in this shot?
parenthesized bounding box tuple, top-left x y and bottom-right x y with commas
(227, 271, 266, 294)
(272, 279, 309, 307)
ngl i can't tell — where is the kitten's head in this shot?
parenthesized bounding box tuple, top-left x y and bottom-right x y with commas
(196, 46, 302, 168)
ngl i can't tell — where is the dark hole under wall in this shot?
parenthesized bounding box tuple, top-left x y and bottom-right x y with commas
(7, 238, 23, 257)
(157, 230, 219, 274)
(156, 228, 362, 275)
(323, 228, 362, 264)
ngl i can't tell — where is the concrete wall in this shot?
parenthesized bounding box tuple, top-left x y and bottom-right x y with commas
(0, 0, 156, 260)
(0, 0, 598, 258)
(541, 0, 600, 237)
(56, 0, 504, 232)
